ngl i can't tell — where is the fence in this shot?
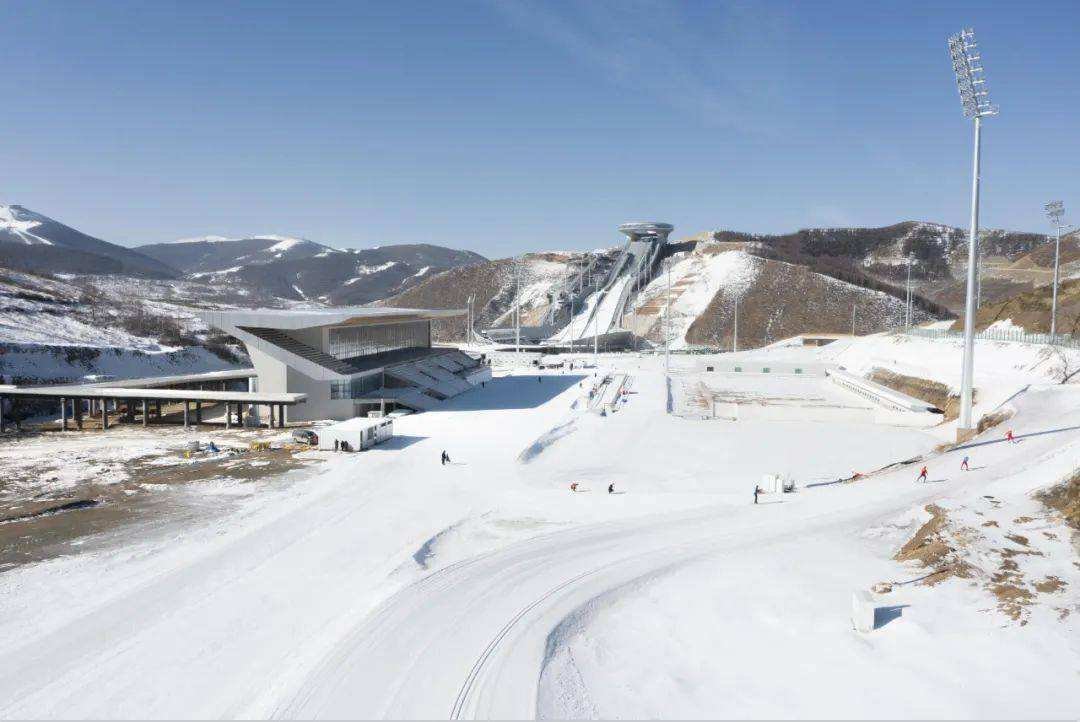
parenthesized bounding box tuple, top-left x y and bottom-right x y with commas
(905, 327, 1080, 351)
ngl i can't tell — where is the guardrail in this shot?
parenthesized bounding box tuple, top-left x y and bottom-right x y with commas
(905, 327, 1080, 350)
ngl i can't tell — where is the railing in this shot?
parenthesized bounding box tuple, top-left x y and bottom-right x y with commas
(904, 327, 1080, 350)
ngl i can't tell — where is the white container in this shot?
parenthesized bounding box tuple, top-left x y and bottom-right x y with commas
(317, 417, 394, 452)
(852, 590, 876, 633)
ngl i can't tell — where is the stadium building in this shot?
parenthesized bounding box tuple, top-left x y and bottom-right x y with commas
(198, 307, 489, 422)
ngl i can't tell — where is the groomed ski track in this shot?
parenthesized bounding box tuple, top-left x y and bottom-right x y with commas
(1, 354, 1077, 719)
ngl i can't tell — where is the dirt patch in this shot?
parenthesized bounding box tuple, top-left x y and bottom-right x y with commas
(990, 547, 1046, 622)
(894, 504, 975, 585)
(0, 441, 318, 570)
(1034, 576, 1067, 594)
(990, 580, 1035, 622)
(1004, 533, 1030, 547)
(1037, 469, 1080, 530)
(890, 500, 1076, 624)
(978, 407, 1015, 435)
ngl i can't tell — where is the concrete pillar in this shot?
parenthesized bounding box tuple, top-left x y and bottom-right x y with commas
(126, 399, 135, 422)
(278, 404, 285, 428)
(237, 404, 243, 426)
(142, 399, 149, 427)
(0, 395, 5, 432)
(183, 401, 189, 430)
(267, 404, 275, 428)
(154, 399, 161, 418)
(75, 398, 83, 430)
(195, 401, 202, 425)
(60, 397, 67, 431)
(225, 403, 232, 430)
(102, 402, 109, 431)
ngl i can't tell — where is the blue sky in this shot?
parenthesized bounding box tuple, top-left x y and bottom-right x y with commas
(1, 1, 1076, 257)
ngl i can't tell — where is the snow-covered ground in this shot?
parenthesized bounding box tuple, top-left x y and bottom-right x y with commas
(0, 341, 1076, 718)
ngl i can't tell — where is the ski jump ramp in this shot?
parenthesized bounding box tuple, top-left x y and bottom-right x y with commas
(548, 222, 672, 347)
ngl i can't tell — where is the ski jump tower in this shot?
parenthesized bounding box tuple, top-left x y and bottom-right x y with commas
(548, 221, 673, 348)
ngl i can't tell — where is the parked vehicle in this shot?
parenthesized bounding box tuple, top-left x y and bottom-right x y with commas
(291, 428, 319, 446)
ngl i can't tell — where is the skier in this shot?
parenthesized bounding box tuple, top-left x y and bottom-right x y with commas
(607, 482, 615, 494)
(441, 450, 450, 466)
(961, 456, 970, 471)
(917, 465, 928, 483)
(1005, 429, 1016, 443)
(753, 485, 760, 505)
(538, 376, 542, 383)
(570, 482, 579, 492)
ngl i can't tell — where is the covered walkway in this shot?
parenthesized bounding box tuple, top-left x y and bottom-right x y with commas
(0, 377, 305, 432)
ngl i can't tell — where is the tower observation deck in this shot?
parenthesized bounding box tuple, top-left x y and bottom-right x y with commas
(547, 221, 674, 348)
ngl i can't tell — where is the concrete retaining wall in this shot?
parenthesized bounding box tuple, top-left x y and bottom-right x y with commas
(696, 360, 828, 377)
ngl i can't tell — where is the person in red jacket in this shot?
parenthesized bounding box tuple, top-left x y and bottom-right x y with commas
(917, 466, 928, 483)
(1005, 429, 1016, 443)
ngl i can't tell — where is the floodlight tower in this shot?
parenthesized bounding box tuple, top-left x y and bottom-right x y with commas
(905, 254, 914, 328)
(949, 28, 998, 436)
(1045, 201, 1066, 338)
(515, 254, 522, 354)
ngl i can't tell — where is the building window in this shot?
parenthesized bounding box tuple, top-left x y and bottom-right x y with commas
(330, 372, 383, 399)
(328, 321, 430, 360)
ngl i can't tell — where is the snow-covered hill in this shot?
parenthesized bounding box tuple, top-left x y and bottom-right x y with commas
(0, 268, 256, 383)
(136, 235, 337, 275)
(136, 236, 487, 304)
(0, 205, 176, 278)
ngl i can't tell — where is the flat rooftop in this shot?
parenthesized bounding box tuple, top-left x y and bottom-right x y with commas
(0, 384, 305, 404)
(79, 368, 257, 389)
(198, 306, 466, 331)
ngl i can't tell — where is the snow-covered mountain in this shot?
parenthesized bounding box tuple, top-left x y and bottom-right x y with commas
(136, 235, 337, 275)
(0, 205, 177, 278)
(136, 236, 487, 304)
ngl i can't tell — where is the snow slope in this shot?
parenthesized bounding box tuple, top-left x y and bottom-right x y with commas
(630, 248, 761, 348)
(0, 346, 1076, 718)
(0, 206, 48, 245)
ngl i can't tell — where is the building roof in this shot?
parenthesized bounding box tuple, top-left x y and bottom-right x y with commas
(322, 415, 393, 433)
(198, 306, 465, 331)
(0, 385, 306, 404)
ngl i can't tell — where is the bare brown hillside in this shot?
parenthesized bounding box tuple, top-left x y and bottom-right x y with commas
(965, 277, 1080, 336)
(685, 257, 926, 348)
(378, 260, 510, 341)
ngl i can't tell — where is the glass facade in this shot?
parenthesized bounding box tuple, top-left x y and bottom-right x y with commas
(328, 321, 430, 360)
(329, 372, 384, 400)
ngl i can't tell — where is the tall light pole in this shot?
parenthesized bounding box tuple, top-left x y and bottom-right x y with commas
(949, 28, 998, 435)
(664, 257, 671, 374)
(733, 296, 738, 352)
(975, 230, 984, 311)
(514, 255, 522, 354)
(592, 300, 599, 367)
(1045, 201, 1065, 338)
(905, 255, 913, 328)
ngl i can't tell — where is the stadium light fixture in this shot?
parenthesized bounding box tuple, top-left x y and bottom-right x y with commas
(1045, 201, 1066, 338)
(949, 28, 998, 437)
